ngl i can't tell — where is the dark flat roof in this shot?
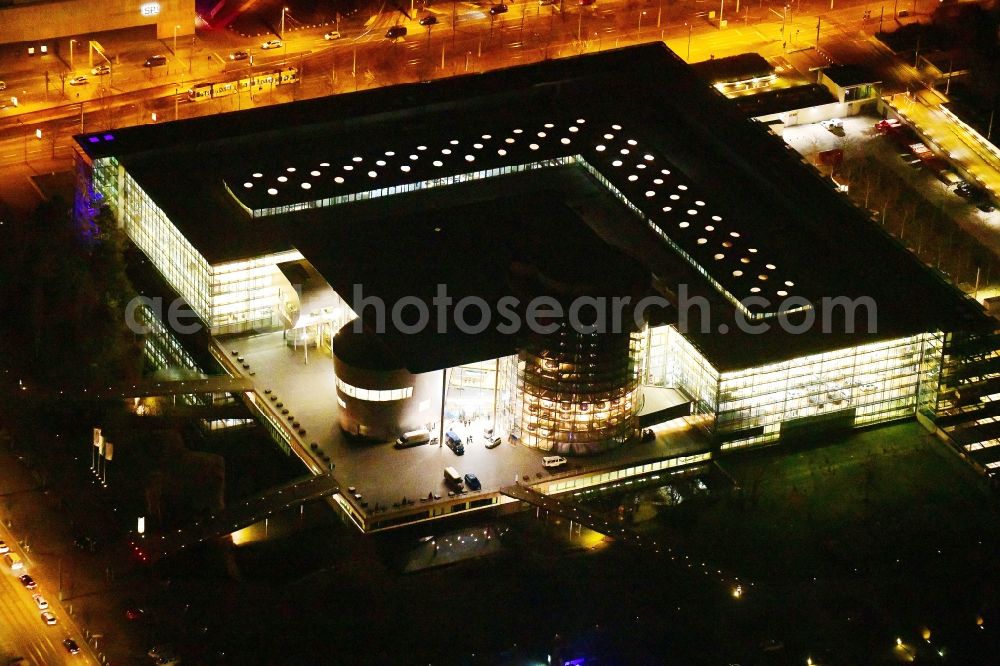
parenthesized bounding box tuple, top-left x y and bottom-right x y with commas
(76, 43, 992, 372)
(691, 53, 774, 84)
(732, 84, 836, 118)
(821, 64, 881, 87)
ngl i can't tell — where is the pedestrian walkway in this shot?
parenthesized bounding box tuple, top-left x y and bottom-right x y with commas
(147, 471, 340, 561)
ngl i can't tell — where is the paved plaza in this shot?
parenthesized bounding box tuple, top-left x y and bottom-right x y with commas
(220, 330, 705, 515)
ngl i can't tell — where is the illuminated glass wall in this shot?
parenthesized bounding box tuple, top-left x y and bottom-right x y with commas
(445, 359, 500, 423)
(211, 250, 304, 335)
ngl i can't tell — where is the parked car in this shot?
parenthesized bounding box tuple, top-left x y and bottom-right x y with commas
(260, 39, 282, 50)
(385, 26, 407, 39)
(19, 574, 37, 590)
(820, 118, 843, 131)
(91, 64, 110, 75)
(69, 75, 88, 86)
(489, 3, 509, 14)
(484, 435, 502, 449)
(542, 455, 567, 468)
(0, 540, 8, 553)
(324, 31, 342, 40)
(464, 473, 482, 491)
(444, 430, 464, 455)
(40, 611, 57, 625)
(32, 594, 48, 610)
(143, 55, 167, 67)
(63, 638, 80, 654)
(228, 50, 249, 61)
(0, 81, 6, 91)
(419, 15, 438, 25)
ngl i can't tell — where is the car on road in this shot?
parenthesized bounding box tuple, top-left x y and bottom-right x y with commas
(484, 435, 501, 448)
(444, 430, 465, 455)
(260, 39, 283, 50)
(820, 118, 843, 131)
(542, 455, 567, 468)
(40, 611, 57, 625)
(978, 201, 996, 213)
(228, 50, 249, 61)
(143, 55, 167, 67)
(18, 574, 37, 590)
(0, 81, 6, 91)
(148, 644, 175, 659)
(155, 656, 181, 666)
(0, 540, 8, 553)
(385, 26, 407, 39)
(489, 3, 509, 14)
(91, 64, 110, 75)
(63, 638, 80, 654)
(32, 594, 48, 610)
(324, 31, 342, 39)
(124, 602, 144, 620)
(539, 0, 557, 5)
(463, 473, 481, 490)
(69, 75, 88, 86)
(419, 15, 438, 25)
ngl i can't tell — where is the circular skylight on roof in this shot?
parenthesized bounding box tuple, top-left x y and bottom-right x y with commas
(243, 182, 253, 188)
(669, 194, 680, 200)
(482, 134, 492, 139)
(679, 221, 690, 228)
(278, 176, 288, 182)
(368, 170, 377, 178)
(750, 287, 761, 293)
(433, 160, 444, 166)
(730, 232, 741, 239)
(529, 143, 540, 150)
(596, 145, 606, 152)
(662, 206, 672, 212)
(636, 164, 646, 169)
(569, 126, 579, 133)
(450, 139, 459, 145)
(474, 143, 484, 149)
(352, 157, 362, 162)
(560, 138, 571, 145)
(385, 151, 395, 156)
(406, 154, 416, 161)
(537, 131, 547, 138)
(505, 138, 515, 144)
(497, 150, 507, 156)
(334, 176, 344, 184)
(442, 148, 452, 155)
(697, 238, 707, 244)
(620, 148, 630, 155)
(705, 225, 714, 232)
(765, 264, 776, 270)
(733, 270, 743, 277)
(712, 215, 722, 221)
(645, 191, 655, 197)
(687, 209, 697, 215)
(320, 162, 330, 167)
(344, 165, 353, 171)
(785, 280, 794, 287)
(695, 200, 705, 206)
(287, 167, 296, 173)
(748, 248, 757, 253)
(661, 169, 671, 175)
(513, 129, 523, 134)
(576, 118, 586, 124)
(677, 184, 688, 191)
(654, 178, 663, 185)
(714, 253, 724, 260)
(740, 258, 750, 264)
(777, 290, 788, 297)
(722, 241, 733, 248)
(465, 155, 475, 162)
(267, 188, 278, 195)
(644, 154, 654, 161)
(376, 160, 386, 167)
(604, 133, 614, 140)
(544, 123, 554, 128)
(252, 172, 263, 178)
(401, 165, 411, 172)
(301, 182, 312, 190)
(612, 160, 622, 167)
(758, 275, 768, 281)
(628, 175, 638, 182)
(311, 170, 321, 177)
(627, 139, 637, 146)
(612, 124, 622, 130)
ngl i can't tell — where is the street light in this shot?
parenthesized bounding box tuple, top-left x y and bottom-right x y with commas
(637, 10, 647, 38)
(69, 39, 77, 71)
(281, 6, 289, 39)
(173, 25, 180, 56)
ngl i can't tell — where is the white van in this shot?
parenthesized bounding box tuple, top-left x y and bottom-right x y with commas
(444, 466, 464, 487)
(394, 429, 431, 449)
(542, 455, 567, 469)
(5, 552, 24, 571)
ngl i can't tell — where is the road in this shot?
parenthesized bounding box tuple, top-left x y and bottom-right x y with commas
(0, 522, 98, 666)
(0, 0, 931, 169)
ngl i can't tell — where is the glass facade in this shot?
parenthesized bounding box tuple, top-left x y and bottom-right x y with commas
(336, 378, 413, 402)
(500, 326, 644, 454)
(444, 359, 500, 423)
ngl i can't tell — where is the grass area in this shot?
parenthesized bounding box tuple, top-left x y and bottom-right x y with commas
(639, 422, 1000, 663)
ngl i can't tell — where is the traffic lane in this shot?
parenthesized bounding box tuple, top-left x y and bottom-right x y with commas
(0, 566, 72, 666)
